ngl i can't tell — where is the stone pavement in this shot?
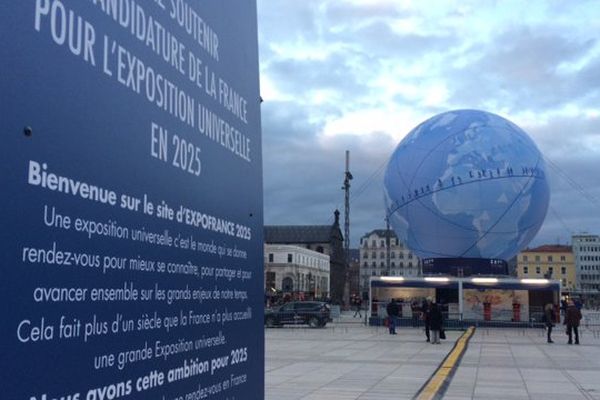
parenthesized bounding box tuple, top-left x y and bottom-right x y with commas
(445, 328, 600, 400)
(266, 312, 600, 400)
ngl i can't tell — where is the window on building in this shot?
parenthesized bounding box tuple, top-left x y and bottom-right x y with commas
(523, 255, 528, 262)
(380, 240, 385, 247)
(287, 254, 293, 263)
(372, 252, 376, 258)
(400, 262, 404, 268)
(399, 253, 404, 259)
(408, 253, 413, 259)
(380, 262, 385, 267)
(548, 255, 553, 262)
(523, 266, 528, 274)
(391, 262, 396, 267)
(536, 266, 541, 274)
(548, 267, 553, 274)
(372, 262, 376, 267)
(268, 253, 274, 263)
(316, 246, 324, 253)
(535, 255, 540, 262)
(380, 252, 385, 258)
(560, 255, 566, 261)
(409, 262, 413, 267)
(561, 267, 566, 275)
(266, 272, 276, 290)
(363, 262, 368, 267)
(391, 252, 395, 259)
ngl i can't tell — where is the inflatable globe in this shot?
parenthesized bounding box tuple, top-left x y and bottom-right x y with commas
(384, 110, 549, 261)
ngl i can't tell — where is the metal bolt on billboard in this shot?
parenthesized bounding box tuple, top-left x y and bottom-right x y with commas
(0, 1, 264, 399)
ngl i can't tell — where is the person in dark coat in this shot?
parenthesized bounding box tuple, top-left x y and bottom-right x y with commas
(352, 294, 362, 318)
(543, 303, 555, 343)
(429, 303, 443, 344)
(564, 299, 582, 345)
(386, 299, 399, 335)
(421, 299, 431, 342)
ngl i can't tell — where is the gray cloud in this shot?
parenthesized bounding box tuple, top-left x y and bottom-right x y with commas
(324, 2, 405, 21)
(257, 1, 600, 248)
(525, 115, 600, 245)
(257, 0, 322, 44)
(265, 51, 373, 102)
(448, 27, 597, 111)
(335, 21, 456, 59)
(262, 98, 397, 241)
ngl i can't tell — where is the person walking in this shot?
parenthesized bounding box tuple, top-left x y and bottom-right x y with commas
(422, 299, 431, 342)
(429, 302, 443, 344)
(564, 299, 582, 345)
(543, 303, 555, 343)
(352, 294, 362, 318)
(386, 298, 399, 335)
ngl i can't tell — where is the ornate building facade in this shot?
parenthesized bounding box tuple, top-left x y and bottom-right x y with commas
(359, 229, 421, 293)
(264, 210, 346, 303)
(264, 244, 330, 297)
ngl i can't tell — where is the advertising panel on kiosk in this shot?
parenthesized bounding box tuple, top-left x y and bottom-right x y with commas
(0, 2, 263, 399)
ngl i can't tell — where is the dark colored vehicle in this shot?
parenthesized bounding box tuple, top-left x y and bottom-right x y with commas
(265, 301, 331, 328)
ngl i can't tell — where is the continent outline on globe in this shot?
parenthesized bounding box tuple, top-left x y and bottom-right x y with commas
(384, 109, 550, 261)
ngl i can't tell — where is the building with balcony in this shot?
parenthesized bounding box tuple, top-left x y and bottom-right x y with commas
(359, 229, 421, 294)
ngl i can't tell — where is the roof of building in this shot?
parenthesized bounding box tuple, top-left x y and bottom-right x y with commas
(264, 225, 339, 244)
(265, 210, 344, 245)
(361, 229, 398, 239)
(522, 244, 572, 253)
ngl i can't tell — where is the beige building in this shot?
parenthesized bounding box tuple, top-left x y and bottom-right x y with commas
(264, 244, 330, 297)
(517, 245, 575, 291)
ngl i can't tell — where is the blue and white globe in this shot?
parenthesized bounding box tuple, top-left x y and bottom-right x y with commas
(384, 110, 550, 261)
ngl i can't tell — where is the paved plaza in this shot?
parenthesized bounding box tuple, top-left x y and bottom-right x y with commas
(266, 313, 600, 400)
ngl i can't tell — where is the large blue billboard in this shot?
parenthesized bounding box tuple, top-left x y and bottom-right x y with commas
(0, 1, 263, 399)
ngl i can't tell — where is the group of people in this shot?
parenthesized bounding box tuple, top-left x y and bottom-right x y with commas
(386, 298, 444, 344)
(383, 297, 584, 346)
(544, 299, 582, 345)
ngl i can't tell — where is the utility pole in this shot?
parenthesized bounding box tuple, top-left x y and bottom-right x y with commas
(343, 150, 353, 304)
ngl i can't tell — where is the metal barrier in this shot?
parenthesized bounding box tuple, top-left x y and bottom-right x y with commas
(367, 307, 550, 329)
(582, 311, 600, 338)
(329, 305, 341, 319)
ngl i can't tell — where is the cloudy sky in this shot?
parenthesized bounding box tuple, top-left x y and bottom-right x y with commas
(256, 0, 600, 249)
